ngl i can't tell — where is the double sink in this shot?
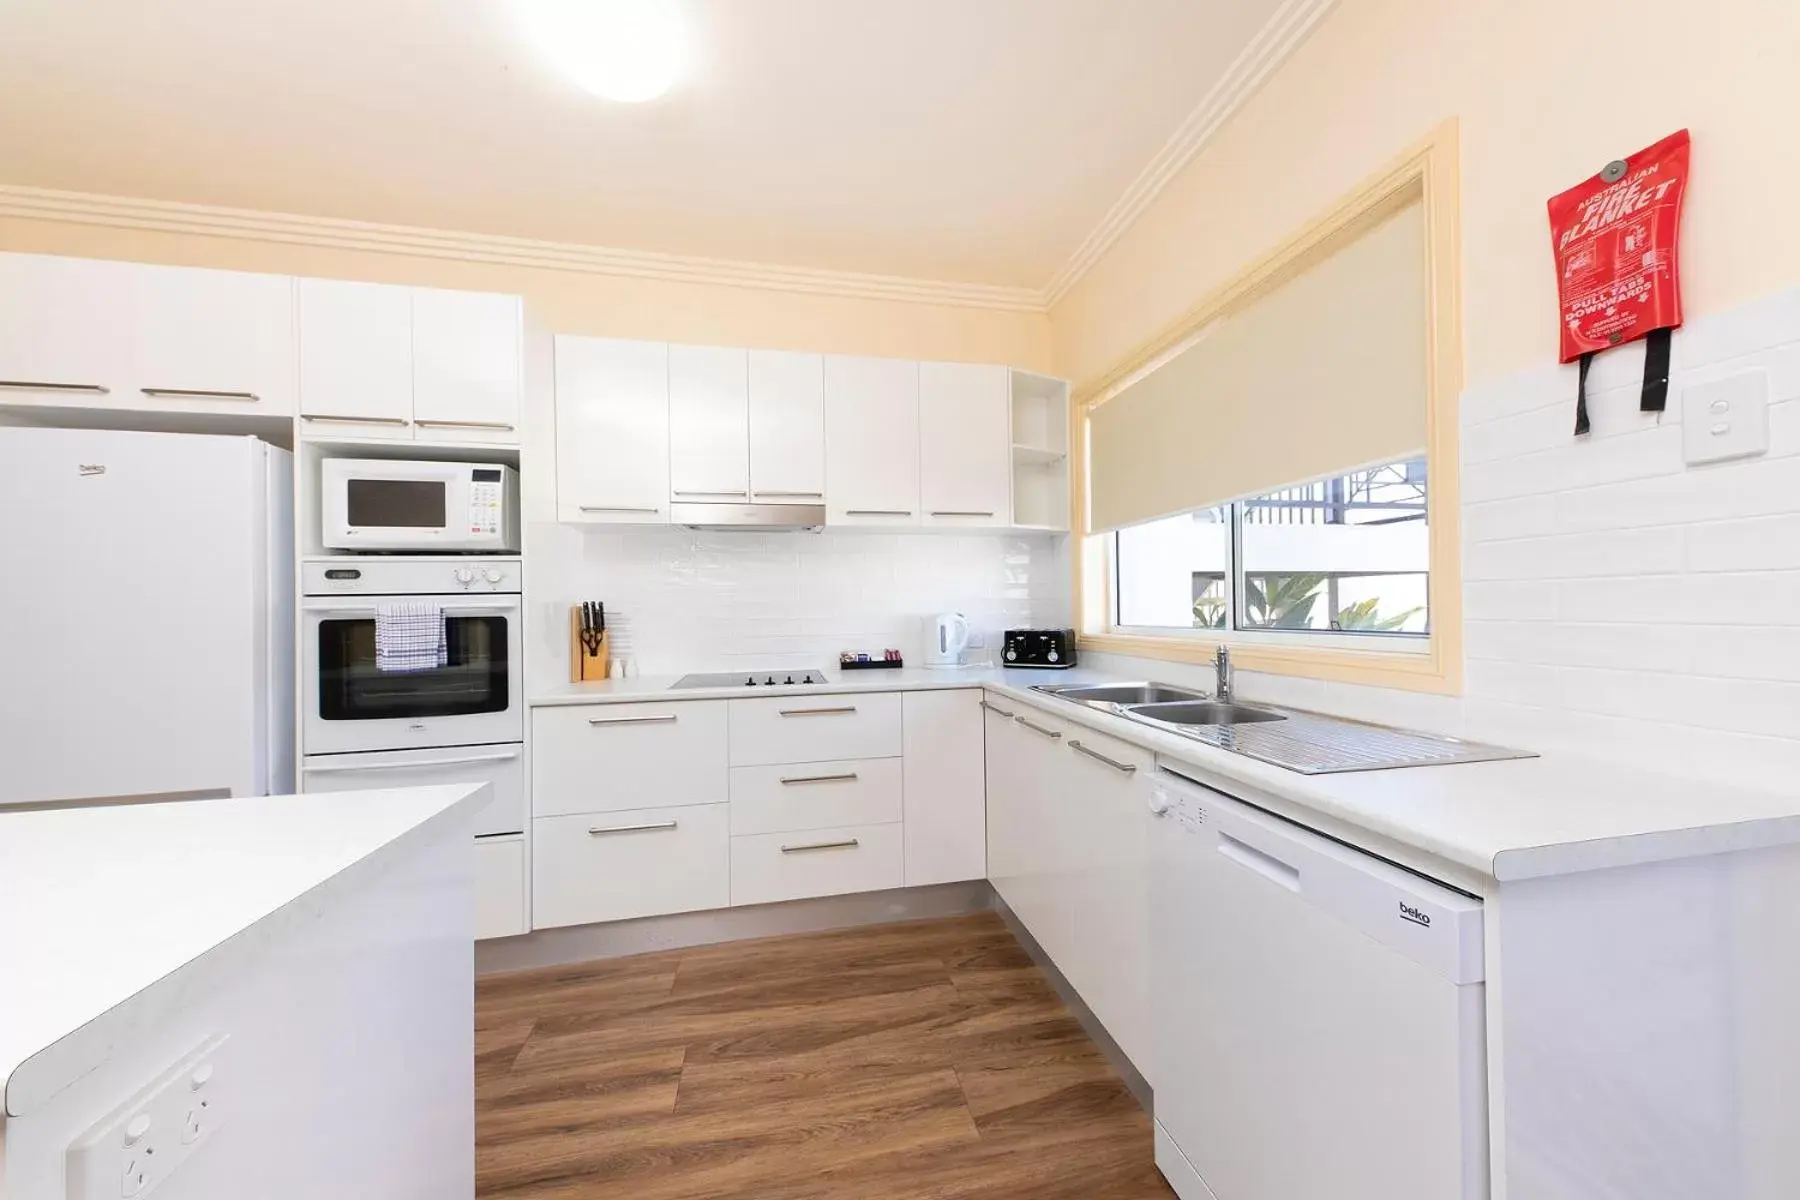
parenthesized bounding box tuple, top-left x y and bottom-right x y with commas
(1031, 682, 1285, 729)
(1028, 681, 1534, 775)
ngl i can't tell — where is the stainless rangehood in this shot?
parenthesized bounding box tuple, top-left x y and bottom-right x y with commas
(670, 500, 827, 530)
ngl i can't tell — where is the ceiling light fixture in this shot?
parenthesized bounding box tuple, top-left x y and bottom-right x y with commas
(513, 0, 689, 103)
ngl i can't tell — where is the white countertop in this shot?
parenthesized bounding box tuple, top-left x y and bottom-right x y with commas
(529, 664, 1070, 706)
(0, 784, 487, 1117)
(536, 667, 1800, 888)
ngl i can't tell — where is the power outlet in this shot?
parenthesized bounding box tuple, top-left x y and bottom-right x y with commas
(67, 1035, 229, 1200)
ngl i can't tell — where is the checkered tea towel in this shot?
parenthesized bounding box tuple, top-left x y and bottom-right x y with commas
(375, 602, 448, 673)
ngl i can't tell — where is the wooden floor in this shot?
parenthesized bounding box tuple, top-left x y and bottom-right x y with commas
(474, 910, 1175, 1199)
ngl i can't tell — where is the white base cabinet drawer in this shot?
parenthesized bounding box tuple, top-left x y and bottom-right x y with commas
(533, 702, 727, 816)
(533, 804, 729, 930)
(475, 836, 527, 940)
(729, 757, 902, 836)
(730, 822, 904, 907)
(728, 692, 901, 766)
(302, 745, 524, 837)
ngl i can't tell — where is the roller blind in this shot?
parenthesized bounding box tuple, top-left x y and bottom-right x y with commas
(1088, 198, 1428, 534)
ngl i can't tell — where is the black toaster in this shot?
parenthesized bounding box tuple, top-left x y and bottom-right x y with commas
(1001, 629, 1077, 668)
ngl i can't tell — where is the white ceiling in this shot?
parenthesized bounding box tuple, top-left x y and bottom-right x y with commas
(0, 0, 1294, 290)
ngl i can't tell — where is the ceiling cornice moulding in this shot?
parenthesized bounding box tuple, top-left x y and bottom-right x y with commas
(0, 184, 1048, 314)
(1040, 0, 1340, 308)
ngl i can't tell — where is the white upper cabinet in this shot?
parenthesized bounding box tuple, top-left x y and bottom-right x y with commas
(555, 335, 670, 523)
(668, 344, 750, 500)
(748, 349, 825, 501)
(919, 362, 1011, 528)
(128, 263, 297, 415)
(824, 354, 920, 526)
(0, 253, 132, 402)
(297, 278, 413, 438)
(411, 287, 521, 442)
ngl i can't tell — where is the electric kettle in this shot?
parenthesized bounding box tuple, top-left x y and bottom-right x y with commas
(922, 612, 971, 667)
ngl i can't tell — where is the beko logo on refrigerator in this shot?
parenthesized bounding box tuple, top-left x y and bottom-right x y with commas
(78, 464, 106, 476)
(1399, 902, 1432, 928)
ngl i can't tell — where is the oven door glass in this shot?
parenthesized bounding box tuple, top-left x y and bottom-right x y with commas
(346, 478, 448, 530)
(317, 614, 509, 720)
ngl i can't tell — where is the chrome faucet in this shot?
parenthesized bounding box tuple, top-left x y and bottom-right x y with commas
(1214, 645, 1232, 702)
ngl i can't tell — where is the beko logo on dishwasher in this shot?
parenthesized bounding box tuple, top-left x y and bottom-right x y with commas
(1399, 902, 1432, 928)
(78, 463, 105, 476)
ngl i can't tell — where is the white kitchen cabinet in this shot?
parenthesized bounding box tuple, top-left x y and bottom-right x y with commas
(534, 804, 731, 929)
(127, 262, 297, 416)
(728, 692, 902, 766)
(983, 696, 1028, 886)
(0, 253, 131, 403)
(730, 821, 905, 907)
(919, 362, 1011, 528)
(532, 701, 727, 816)
(668, 343, 751, 499)
(982, 694, 1152, 1070)
(1057, 722, 1153, 1072)
(902, 689, 987, 885)
(297, 277, 414, 438)
(824, 354, 920, 526)
(554, 335, 671, 523)
(475, 836, 529, 939)
(729, 757, 902, 836)
(749, 349, 825, 501)
(411, 287, 521, 442)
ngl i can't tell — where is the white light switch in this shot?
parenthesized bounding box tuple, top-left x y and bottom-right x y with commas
(1683, 370, 1770, 465)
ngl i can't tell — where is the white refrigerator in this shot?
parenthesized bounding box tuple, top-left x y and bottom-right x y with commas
(0, 427, 293, 806)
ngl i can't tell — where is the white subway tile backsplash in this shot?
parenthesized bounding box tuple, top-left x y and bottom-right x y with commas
(1684, 513, 1800, 573)
(525, 522, 1069, 681)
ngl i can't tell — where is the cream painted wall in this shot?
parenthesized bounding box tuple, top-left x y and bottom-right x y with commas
(1049, 0, 1800, 391)
(0, 216, 1052, 369)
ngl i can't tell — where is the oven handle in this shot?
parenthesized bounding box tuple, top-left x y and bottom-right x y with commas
(301, 600, 520, 617)
(303, 748, 522, 773)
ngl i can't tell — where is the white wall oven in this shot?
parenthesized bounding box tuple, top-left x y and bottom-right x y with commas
(301, 559, 522, 756)
(321, 458, 520, 552)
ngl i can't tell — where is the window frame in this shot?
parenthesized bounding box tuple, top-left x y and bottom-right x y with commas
(1070, 122, 1464, 696)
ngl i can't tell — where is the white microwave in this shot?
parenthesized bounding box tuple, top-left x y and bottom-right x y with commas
(322, 458, 520, 552)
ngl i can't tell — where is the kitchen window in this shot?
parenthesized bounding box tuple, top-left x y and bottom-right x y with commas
(1112, 458, 1429, 639)
(1073, 123, 1462, 693)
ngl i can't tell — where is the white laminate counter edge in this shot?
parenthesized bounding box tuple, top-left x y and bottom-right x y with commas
(530, 670, 1800, 889)
(1, 784, 490, 1118)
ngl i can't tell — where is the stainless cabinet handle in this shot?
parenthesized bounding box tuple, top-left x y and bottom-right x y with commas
(673, 489, 750, 498)
(0, 380, 110, 394)
(413, 419, 516, 430)
(929, 510, 996, 518)
(780, 838, 860, 854)
(589, 820, 678, 836)
(979, 700, 1016, 718)
(302, 413, 410, 426)
(778, 772, 859, 786)
(1016, 717, 1062, 740)
(579, 504, 662, 514)
(845, 509, 913, 517)
(588, 714, 678, 726)
(778, 706, 856, 717)
(1068, 740, 1138, 776)
(752, 490, 824, 498)
(141, 387, 260, 402)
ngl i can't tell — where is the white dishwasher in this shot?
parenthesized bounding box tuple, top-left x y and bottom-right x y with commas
(1148, 765, 1489, 1200)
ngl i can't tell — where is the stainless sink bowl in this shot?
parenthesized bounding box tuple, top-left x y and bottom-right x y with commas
(1031, 682, 1207, 706)
(1127, 700, 1288, 726)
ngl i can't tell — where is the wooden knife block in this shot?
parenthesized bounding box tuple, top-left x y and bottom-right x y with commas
(570, 608, 611, 683)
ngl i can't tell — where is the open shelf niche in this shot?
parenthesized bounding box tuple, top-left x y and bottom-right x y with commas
(1009, 370, 1070, 531)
